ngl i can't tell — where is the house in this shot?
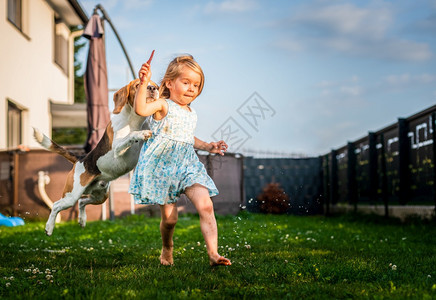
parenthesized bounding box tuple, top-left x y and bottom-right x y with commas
(0, 0, 88, 150)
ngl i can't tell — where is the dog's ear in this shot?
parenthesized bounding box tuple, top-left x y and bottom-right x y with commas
(126, 79, 141, 107)
(113, 85, 129, 114)
(113, 79, 139, 114)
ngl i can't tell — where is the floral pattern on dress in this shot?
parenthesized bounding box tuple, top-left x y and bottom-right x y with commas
(129, 99, 218, 205)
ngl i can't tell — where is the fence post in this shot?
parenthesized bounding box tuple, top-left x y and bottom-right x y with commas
(330, 150, 338, 206)
(368, 132, 378, 204)
(347, 142, 357, 211)
(379, 133, 389, 217)
(398, 118, 410, 205)
(432, 112, 436, 214)
(323, 154, 330, 215)
(12, 151, 19, 217)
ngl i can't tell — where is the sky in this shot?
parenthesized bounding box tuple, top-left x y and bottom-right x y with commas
(77, 0, 436, 157)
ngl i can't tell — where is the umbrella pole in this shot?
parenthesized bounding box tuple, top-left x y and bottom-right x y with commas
(89, 4, 138, 221)
(94, 4, 136, 80)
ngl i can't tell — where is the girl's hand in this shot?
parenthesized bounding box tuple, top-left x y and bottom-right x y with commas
(139, 63, 152, 85)
(139, 50, 155, 85)
(209, 140, 228, 156)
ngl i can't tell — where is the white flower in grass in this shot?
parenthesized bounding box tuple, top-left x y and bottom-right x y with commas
(428, 275, 432, 278)
(391, 265, 397, 271)
(6, 282, 11, 287)
(197, 242, 201, 246)
(244, 244, 251, 249)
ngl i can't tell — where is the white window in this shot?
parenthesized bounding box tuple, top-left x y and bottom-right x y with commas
(7, 101, 24, 148)
(7, 0, 29, 36)
(54, 18, 70, 75)
(7, 0, 22, 30)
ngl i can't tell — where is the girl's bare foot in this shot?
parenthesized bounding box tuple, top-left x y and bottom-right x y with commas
(160, 247, 174, 266)
(209, 254, 231, 266)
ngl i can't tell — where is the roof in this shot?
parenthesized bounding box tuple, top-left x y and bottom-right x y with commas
(46, 0, 88, 27)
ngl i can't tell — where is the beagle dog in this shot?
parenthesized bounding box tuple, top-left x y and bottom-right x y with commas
(34, 79, 158, 235)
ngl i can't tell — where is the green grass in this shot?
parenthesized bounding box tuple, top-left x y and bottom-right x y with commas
(0, 212, 435, 299)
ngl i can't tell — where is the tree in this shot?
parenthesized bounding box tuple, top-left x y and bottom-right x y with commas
(257, 182, 290, 214)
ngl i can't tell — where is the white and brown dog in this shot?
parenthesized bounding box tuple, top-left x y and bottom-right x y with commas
(34, 79, 158, 235)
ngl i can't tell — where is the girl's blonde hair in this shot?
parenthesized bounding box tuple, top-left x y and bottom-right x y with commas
(159, 55, 205, 99)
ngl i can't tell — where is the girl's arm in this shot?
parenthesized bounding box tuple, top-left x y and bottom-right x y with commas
(134, 84, 166, 117)
(194, 137, 228, 156)
(134, 62, 165, 117)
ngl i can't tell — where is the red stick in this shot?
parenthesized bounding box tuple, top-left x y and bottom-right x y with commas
(146, 50, 155, 65)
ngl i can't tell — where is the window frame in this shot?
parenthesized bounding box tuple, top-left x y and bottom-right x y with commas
(7, 100, 24, 149)
(54, 17, 70, 75)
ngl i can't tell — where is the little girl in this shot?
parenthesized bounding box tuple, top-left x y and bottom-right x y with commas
(129, 54, 231, 266)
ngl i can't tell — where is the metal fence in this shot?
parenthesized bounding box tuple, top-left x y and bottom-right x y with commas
(2, 105, 436, 219)
(244, 157, 323, 215)
(323, 105, 436, 216)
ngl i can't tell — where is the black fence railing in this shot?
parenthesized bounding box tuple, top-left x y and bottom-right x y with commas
(244, 104, 436, 218)
(323, 105, 436, 216)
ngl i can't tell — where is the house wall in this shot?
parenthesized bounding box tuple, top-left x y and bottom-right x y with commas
(0, 0, 77, 149)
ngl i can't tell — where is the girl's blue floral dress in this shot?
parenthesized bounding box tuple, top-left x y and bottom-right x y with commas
(129, 99, 219, 205)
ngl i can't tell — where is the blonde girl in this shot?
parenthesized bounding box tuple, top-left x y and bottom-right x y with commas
(129, 54, 231, 266)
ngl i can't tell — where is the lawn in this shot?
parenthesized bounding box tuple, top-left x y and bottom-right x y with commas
(0, 211, 435, 299)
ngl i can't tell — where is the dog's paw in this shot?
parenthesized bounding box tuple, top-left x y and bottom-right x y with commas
(78, 214, 86, 228)
(142, 130, 152, 140)
(45, 224, 53, 236)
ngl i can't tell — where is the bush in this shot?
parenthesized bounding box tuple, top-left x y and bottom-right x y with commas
(257, 182, 289, 214)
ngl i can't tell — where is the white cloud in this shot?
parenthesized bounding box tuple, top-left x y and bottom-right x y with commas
(292, 3, 391, 39)
(123, 0, 153, 9)
(315, 76, 363, 97)
(275, 39, 303, 52)
(204, 0, 258, 14)
(277, 2, 433, 62)
(383, 73, 436, 86)
(340, 85, 362, 97)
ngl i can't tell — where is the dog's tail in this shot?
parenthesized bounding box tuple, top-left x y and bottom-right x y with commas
(33, 128, 79, 164)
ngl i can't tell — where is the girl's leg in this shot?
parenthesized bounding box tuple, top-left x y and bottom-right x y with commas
(185, 184, 231, 266)
(159, 203, 178, 265)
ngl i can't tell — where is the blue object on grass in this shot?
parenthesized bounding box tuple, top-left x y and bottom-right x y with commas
(0, 213, 25, 227)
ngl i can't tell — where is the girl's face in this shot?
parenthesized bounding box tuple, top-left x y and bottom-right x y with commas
(166, 66, 202, 106)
